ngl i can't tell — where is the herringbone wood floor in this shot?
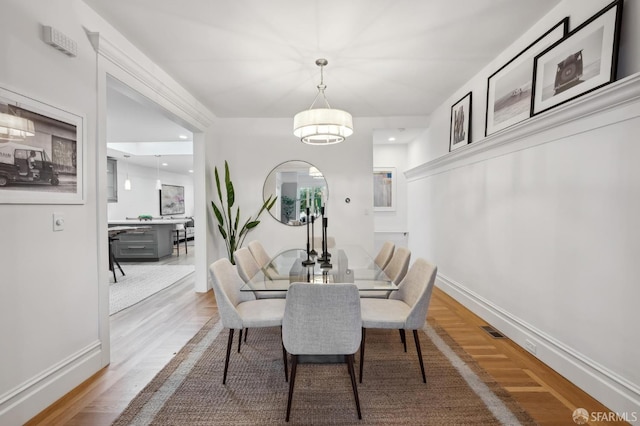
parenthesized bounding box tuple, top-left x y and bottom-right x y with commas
(27, 246, 623, 425)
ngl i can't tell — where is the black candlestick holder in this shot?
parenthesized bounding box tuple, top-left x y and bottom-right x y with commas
(302, 207, 315, 266)
(320, 216, 332, 269)
(309, 214, 317, 257)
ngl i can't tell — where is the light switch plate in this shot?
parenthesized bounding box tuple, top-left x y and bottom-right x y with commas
(53, 213, 65, 231)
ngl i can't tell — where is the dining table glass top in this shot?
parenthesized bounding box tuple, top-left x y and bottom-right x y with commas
(240, 245, 397, 293)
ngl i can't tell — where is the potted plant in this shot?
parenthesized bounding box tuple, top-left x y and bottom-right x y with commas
(211, 161, 276, 264)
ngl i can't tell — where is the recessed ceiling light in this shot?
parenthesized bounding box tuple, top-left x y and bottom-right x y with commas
(179, 134, 188, 140)
(388, 137, 396, 142)
(162, 162, 168, 166)
(188, 169, 194, 173)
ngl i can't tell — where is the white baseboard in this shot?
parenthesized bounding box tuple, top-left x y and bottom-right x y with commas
(435, 274, 640, 419)
(0, 341, 103, 426)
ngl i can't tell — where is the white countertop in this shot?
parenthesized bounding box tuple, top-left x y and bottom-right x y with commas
(108, 218, 190, 225)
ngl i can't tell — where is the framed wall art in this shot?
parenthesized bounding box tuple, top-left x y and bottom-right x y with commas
(485, 18, 568, 136)
(159, 184, 185, 215)
(0, 86, 84, 204)
(531, 0, 623, 116)
(449, 92, 472, 152)
(373, 167, 396, 211)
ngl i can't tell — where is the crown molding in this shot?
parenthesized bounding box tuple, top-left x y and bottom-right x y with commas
(85, 29, 215, 130)
(405, 73, 640, 181)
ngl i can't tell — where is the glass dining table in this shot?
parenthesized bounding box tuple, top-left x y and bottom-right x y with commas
(240, 245, 398, 294)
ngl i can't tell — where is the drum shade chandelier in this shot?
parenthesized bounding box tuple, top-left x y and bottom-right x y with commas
(0, 112, 35, 141)
(293, 58, 353, 145)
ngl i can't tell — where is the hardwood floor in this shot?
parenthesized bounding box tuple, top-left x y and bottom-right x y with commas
(27, 245, 622, 425)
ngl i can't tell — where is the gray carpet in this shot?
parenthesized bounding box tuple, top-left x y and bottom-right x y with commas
(109, 264, 195, 315)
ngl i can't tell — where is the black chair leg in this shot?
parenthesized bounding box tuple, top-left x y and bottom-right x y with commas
(238, 329, 243, 353)
(286, 355, 298, 422)
(400, 329, 407, 352)
(413, 330, 426, 383)
(184, 231, 188, 253)
(223, 329, 234, 384)
(281, 327, 288, 382)
(244, 328, 248, 342)
(175, 230, 180, 256)
(346, 354, 362, 419)
(282, 344, 288, 382)
(359, 327, 366, 383)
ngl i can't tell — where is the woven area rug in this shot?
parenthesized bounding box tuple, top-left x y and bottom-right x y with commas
(109, 265, 195, 315)
(113, 315, 536, 425)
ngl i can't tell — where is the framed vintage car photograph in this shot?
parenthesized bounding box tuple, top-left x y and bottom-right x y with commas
(0, 86, 84, 204)
(531, 0, 623, 116)
(485, 18, 568, 136)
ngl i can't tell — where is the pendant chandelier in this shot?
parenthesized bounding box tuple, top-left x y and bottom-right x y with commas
(293, 58, 353, 145)
(155, 155, 162, 190)
(123, 154, 132, 190)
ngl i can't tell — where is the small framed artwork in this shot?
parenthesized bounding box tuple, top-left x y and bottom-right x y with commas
(0, 86, 84, 204)
(159, 184, 185, 215)
(485, 18, 568, 136)
(449, 92, 472, 151)
(373, 167, 396, 211)
(531, 0, 623, 116)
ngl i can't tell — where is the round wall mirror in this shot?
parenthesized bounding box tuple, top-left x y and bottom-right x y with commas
(263, 160, 328, 226)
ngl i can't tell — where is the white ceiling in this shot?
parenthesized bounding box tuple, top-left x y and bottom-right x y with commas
(92, 0, 562, 168)
(106, 79, 194, 174)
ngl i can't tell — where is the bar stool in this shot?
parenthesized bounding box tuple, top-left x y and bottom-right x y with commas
(174, 223, 188, 256)
(108, 234, 125, 282)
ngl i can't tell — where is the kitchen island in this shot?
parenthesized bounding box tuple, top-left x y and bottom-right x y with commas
(108, 218, 190, 261)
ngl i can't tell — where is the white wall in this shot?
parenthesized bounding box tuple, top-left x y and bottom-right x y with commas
(205, 116, 422, 266)
(208, 117, 372, 258)
(0, 1, 102, 424)
(406, 0, 640, 417)
(107, 162, 195, 219)
(0, 1, 214, 424)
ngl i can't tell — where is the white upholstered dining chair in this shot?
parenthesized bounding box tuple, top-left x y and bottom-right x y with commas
(235, 246, 286, 301)
(247, 240, 271, 268)
(374, 241, 395, 270)
(282, 282, 363, 422)
(359, 258, 438, 384)
(383, 246, 411, 284)
(208, 258, 287, 384)
(234, 247, 261, 283)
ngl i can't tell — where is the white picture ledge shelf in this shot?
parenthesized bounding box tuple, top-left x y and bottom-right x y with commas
(405, 72, 640, 181)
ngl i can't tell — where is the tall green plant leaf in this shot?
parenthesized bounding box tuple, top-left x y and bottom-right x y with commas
(211, 161, 277, 264)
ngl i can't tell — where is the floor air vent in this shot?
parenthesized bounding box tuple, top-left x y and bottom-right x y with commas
(481, 325, 505, 338)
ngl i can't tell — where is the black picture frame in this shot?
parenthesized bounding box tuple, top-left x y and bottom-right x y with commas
(449, 92, 472, 152)
(531, 0, 623, 116)
(159, 184, 185, 215)
(0, 86, 84, 204)
(485, 18, 568, 136)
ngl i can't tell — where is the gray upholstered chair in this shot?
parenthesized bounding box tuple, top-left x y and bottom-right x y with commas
(282, 282, 362, 422)
(361, 242, 404, 299)
(383, 246, 411, 284)
(208, 258, 287, 384)
(359, 258, 438, 383)
(234, 247, 261, 283)
(374, 241, 395, 270)
(236, 245, 287, 300)
(247, 240, 272, 268)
